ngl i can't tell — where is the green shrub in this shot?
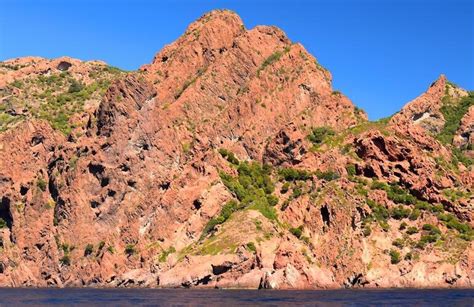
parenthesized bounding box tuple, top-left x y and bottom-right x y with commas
(316, 170, 340, 181)
(371, 180, 389, 190)
(355, 184, 368, 197)
(246, 242, 257, 253)
(404, 252, 413, 261)
(430, 204, 444, 213)
(258, 49, 285, 74)
(84, 244, 94, 256)
(390, 205, 411, 220)
(399, 222, 408, 230)
(68, 79, 84, 93)
(60, 255, 71, 266)
(281, 182, 290, 194)
(409, 208, 421, 221)
(362, 225, 372, 237)
(367, 200, 390, 222)
(419, 234, 438, 245)
(218, 148, 239, 165)
(422, 224, 441, 235)
(11, 80, 23, 88)
(371, 181, 416, 204)
(446, 218, 471, 234)
(289, 226, 303, 239)
(267, 195, 279, 206)
(379, 220, 390, 232)
(389, 249, 401, 264)
(345, 164, 356, 176)
(291, 187, 303, 199)
(279, 168, 312, 181)
(406, 227, 418, 235)
(307, 126, 335, 145)
(37, 178, 47, 191)
(124, 244, 136, 256)
(392, 238, 404, 248)
(201, 200, 239, 238)
(459, 233, 473, 241)
(386, 187, 416, 205)
(415, 201, 430, 211)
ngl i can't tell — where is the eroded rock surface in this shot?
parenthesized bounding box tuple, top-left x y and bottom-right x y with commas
(0, 10, 472, 288)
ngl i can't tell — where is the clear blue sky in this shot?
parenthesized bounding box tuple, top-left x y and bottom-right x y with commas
(1, 0, 473, 120)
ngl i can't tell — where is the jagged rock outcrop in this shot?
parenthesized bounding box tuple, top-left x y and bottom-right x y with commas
(455, 106, 474, 151)
(0, 10, 472, 289)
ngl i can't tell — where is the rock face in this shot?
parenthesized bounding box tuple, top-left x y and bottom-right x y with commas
(0, 10, 472, 289)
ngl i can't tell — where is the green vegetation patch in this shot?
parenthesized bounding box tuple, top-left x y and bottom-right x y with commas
(437, 92, 474, 167)
(307, 126, 335, 147)
(202, 158, 279, 239)
(257, 46, 291, 75)
(437, 92, 474, 145)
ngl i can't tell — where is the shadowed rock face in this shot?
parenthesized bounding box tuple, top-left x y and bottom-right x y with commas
(0, 10, 472, 289)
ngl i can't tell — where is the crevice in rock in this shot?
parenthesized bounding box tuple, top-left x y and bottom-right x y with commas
(321, 205, 330, 227)
(344, 273, 367, 288)
(20, 185, 29, 196)
(212, 263, 232, 275)
(88, 163, 105, 176)
(127, 180, 136, 188)
(120, 164, 130, 172)
(372, 137, 391, 160)
(195, 274, 212, 285)
(48, 176, 59, 202)
(57, 61, 72, 71)
(0, 196, 13, 231)
(100, 177, 110, 187)
(159, 181, 171, 190)
(193, 199, 202, 210)
(90, 200, 100, 209)
(363, 166, 376, 178)
(31, 135, 44, 146)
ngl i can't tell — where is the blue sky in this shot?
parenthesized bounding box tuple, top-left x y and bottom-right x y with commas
(1, 0, 473, 120)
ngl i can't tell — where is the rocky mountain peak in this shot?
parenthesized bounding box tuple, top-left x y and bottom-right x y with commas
(0, 10, 472, 289)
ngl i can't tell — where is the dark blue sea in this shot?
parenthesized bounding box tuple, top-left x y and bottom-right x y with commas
(0, 288, 472, 306)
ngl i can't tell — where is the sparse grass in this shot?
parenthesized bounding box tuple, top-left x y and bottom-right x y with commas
(246, 242, 257, 253)
(37, 178, 47, 192)
(345, 164, 356, 176)
(257, 46, 290, 75)
(158, 246, 176, 262)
